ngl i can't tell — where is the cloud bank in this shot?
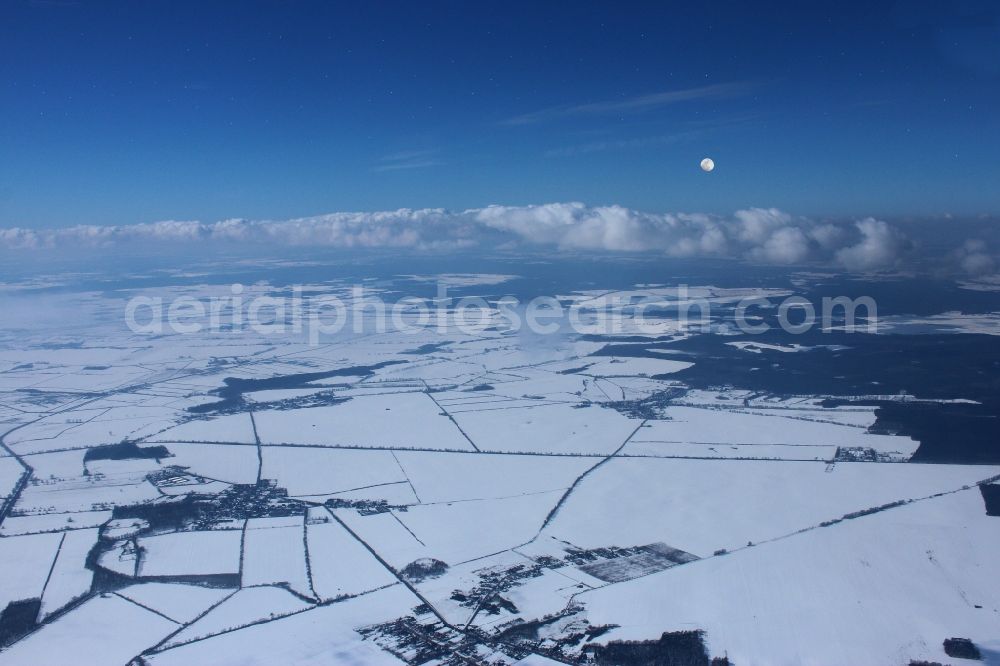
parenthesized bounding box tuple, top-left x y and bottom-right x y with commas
(0, 203, 911, 272)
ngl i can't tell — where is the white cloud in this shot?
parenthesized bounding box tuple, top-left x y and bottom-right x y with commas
(952, 239, 996, 276)
(372, 149, 443, 172)
(807, 223, 847, 251)
(0, 228, 46, 249)
(0, 204, 910, 272)
(833, 218, 906, 272)
(749, 226, 811, 264)
(733, 207, 792, 245)
(502, 82, 756, 125)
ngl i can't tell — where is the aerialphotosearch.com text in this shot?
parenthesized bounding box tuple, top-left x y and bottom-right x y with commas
(125, 283, 877, 344)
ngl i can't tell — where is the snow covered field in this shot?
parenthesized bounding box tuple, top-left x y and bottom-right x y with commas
(579, 488, 1000, 665)
(0, 276, 996, 665)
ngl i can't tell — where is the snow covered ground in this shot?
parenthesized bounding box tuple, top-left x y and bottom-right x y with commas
(0, 275, 995, 665)
(579, 488, 1000, 665)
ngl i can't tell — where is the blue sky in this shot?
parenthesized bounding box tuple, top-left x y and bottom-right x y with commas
(1, 0, 999, 228)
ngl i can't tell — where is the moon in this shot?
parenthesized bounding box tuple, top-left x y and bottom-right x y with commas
(700, 157, 715, 172)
